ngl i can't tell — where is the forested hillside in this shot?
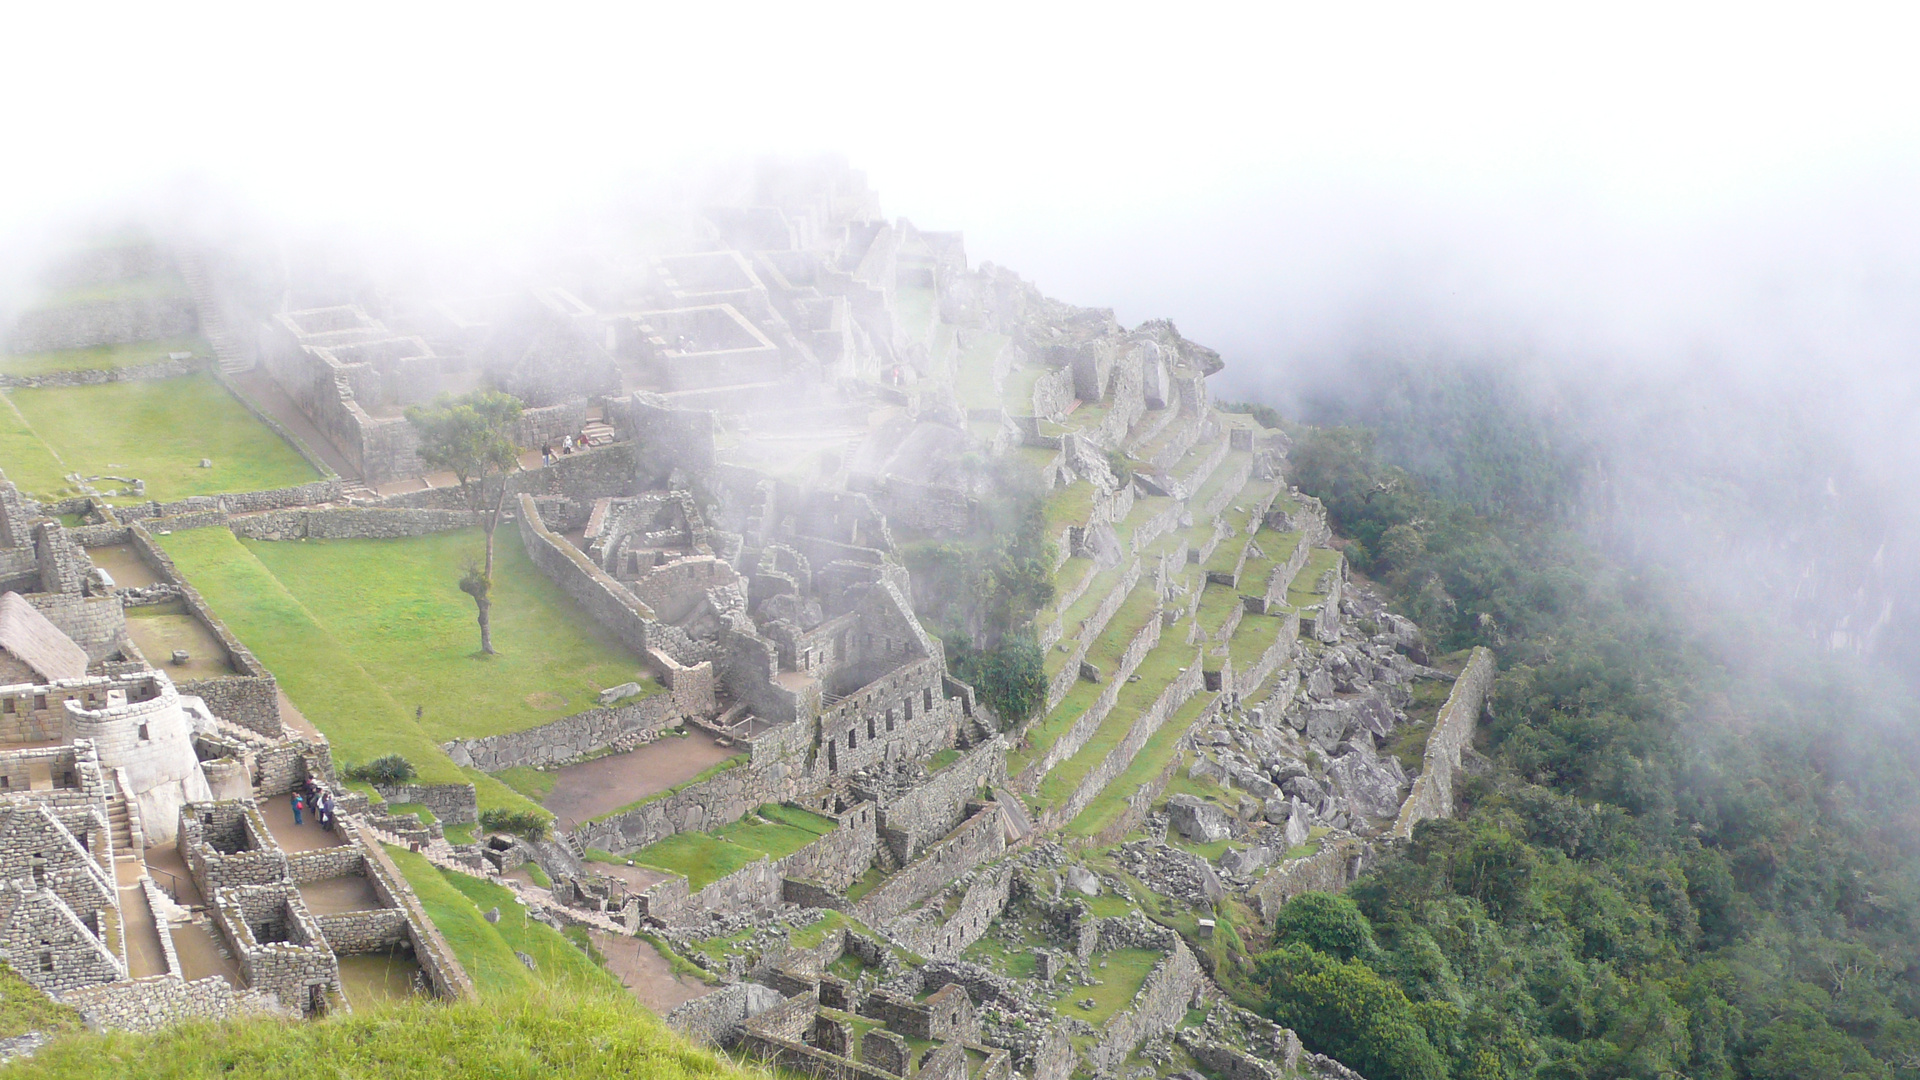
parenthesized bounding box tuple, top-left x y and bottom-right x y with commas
(1240, 390, 1920, 1079)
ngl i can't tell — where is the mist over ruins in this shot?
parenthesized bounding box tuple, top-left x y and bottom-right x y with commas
(0, 134, 1917, 1080)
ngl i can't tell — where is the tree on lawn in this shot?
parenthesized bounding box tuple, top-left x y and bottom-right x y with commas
(404, 390, 524, 654)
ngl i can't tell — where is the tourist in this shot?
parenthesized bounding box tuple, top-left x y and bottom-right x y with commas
(291, 790, 306, 826)
(542, 444, 554, 466)
(562, 434, 574, 455)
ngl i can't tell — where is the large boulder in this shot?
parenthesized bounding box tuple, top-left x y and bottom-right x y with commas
(1219, 846, 1274, 876)
(1064, 866, 1101, 897)
(1326, 748, 1407, 820)
(1167, 794, 1231, 844)
(1227, 765, 1276, 798)
(1304, 704, 1353, 752)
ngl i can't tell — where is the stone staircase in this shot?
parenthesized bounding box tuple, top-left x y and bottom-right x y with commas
(178, 251, 254, 374)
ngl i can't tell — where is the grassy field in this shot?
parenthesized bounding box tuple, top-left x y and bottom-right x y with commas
(0, 375, 318, 501)
(159, 527, 657, 818)
(0, 336, 209, 378)
(630, 804, 836, 890)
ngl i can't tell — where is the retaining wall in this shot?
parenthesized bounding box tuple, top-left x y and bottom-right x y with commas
(1391, 646, 1495, 840)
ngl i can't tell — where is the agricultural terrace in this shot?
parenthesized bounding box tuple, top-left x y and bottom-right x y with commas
(0, 374, 319, 502)
(0, 335, 209, 378)
(158, 526, 662, 816)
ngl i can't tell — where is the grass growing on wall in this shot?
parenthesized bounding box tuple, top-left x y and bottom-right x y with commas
(0, 374, 319, 501)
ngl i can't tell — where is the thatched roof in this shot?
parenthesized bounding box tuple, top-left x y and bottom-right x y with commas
(0, 592, 86, 683)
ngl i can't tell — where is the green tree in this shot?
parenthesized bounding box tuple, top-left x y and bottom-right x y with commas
(1272, 892, 1377, 961)
(405, 390, 524, 653)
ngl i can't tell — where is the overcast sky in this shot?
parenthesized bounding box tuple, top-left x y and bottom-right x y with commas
(6, 3, 1919, 380)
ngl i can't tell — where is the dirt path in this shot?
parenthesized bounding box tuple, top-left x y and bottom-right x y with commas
(591, 929, 716, 1016)
(543, 730, 740, 828)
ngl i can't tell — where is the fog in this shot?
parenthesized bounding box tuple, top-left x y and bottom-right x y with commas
(7, 4, 1920, 669)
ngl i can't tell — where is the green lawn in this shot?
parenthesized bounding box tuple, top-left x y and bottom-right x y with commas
(215, 528, 659, 743)
(0, 374, 318, 502)
(1058, 947, 1161, 1029)
(630, 805, 837, 890)
(0, 335, 209, 378)
(158, 526, 656, 819)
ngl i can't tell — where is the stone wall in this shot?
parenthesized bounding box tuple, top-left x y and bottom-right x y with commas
(869, 738, 1004, 866)
(25, 594, 125, 664)
(0, 357, 204, 390)
(778, 801, 877, 892)
(7, 296, 198, 353)
(854, 803, 1004, 925)
(515, 493, 659, 659)
(667, 981, 788, 1047)
(887, 862, 1013, 960)
(61, 975, 286, 1033)
(314, 908, 411, 953)
(227, 506, 472, 541)
(353, 821, 476, 1000)
(1085, 932, 1206, 1076)
(180, 803, 288, 893)
(374, 782, 477, 826)
(445, 657, 714, 772)
(1043, 556, 1143, 713)
(127, 524, 282, 736)
(571, 757, 786, 855)
(1391, 646, 1495, 840)
(1249, 837, 1373, 921)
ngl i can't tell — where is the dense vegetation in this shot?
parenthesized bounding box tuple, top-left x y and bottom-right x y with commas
(1253, 403, 1920, 1079)
(903, 492, 1055, 725)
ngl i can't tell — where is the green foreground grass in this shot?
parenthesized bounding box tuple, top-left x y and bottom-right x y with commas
(159, 527, 655, 818)
(0, 374, 319, 502)
(0, 986, 755, 1080)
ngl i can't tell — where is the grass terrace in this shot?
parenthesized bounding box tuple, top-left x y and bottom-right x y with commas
(1057, 947, 1161, 1037)
(894, 287, 937, 349)
(1286, 547, 1345, 609)
(952, 331, 1009, 412)
(0, 374, 320, 502)
(629, 804, 836, 890)
(1002, 366, 1046, 417)
(385, 846, 624, 1000)
(1043, 481, 1097, 534)
(1226, 609, 1288, 671)
(0, 335, 210, 378)
(1036, 642, 1198, 808)
(1193, 583, 1244, 642)
(1068, 690, 1217, 838)
(159, 526, 660, 818)
(1187, 449, 1252, 512)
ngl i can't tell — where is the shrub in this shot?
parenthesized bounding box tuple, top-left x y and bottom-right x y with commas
(347, 755, 417, 786)
(1272, 892, 1376, 961)
(481, 808, 550, 840)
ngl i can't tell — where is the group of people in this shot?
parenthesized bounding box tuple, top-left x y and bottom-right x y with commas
(290, 777, 337, 832)
(540, 431, 595, 466)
